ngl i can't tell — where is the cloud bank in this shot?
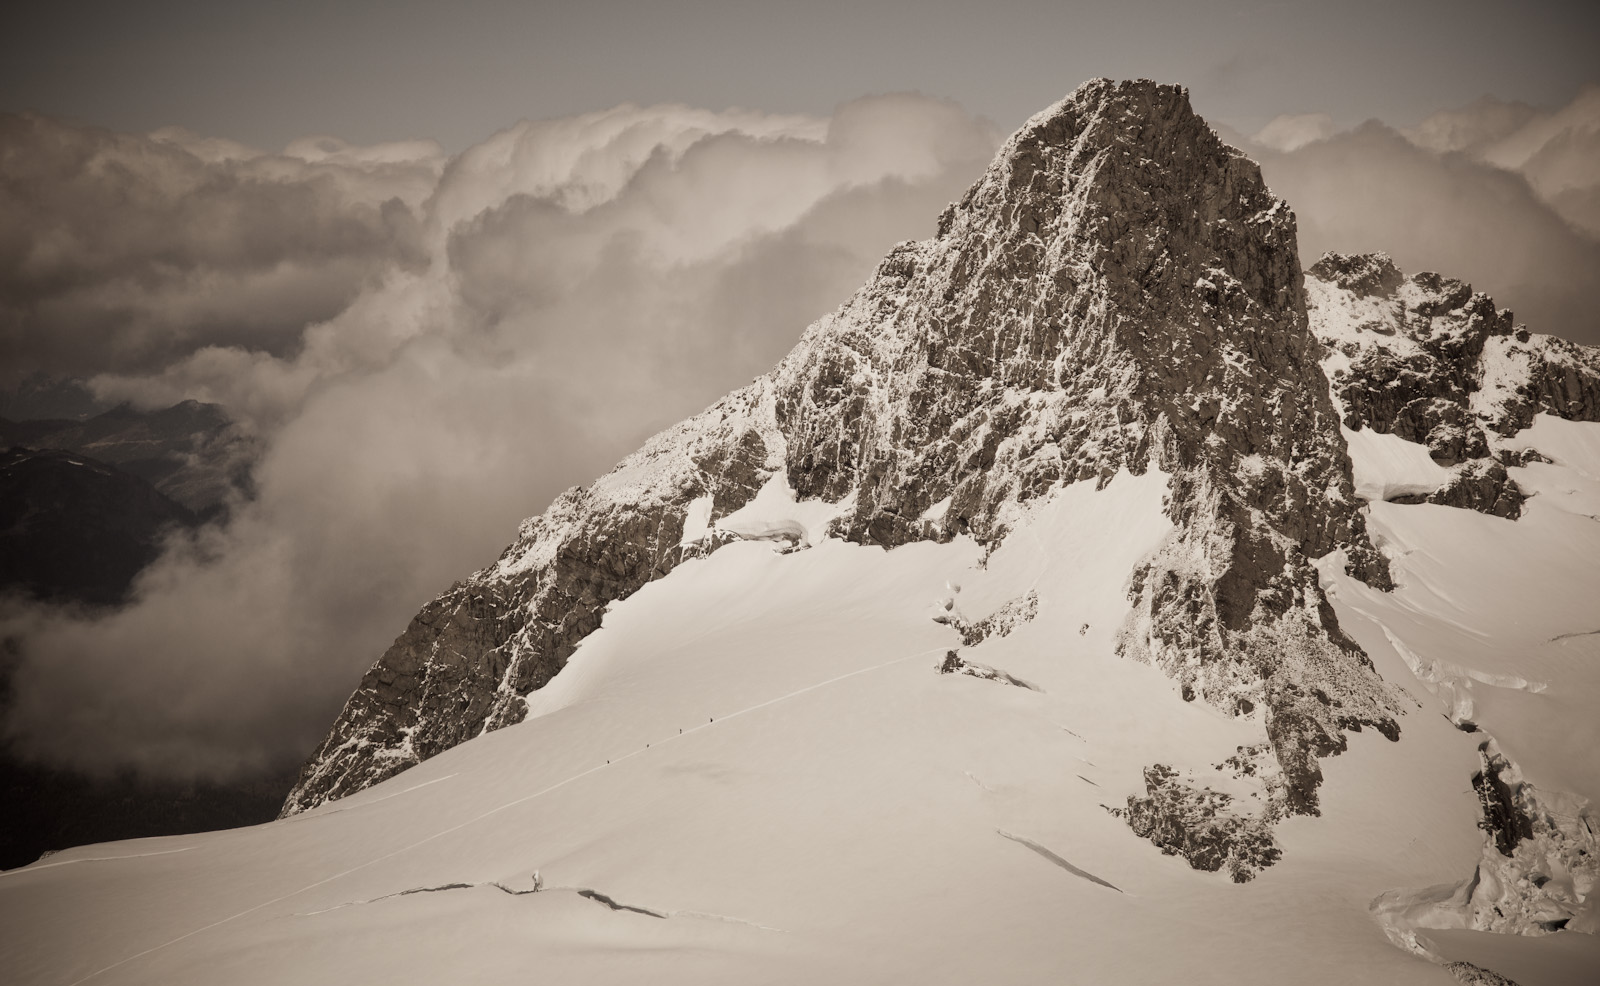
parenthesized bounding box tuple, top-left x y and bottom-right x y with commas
(0, 96, 999, 779)
(1, 83, 1595, 783)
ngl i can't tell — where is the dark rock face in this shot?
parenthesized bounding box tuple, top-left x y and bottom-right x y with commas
(1309, 255, 1509, 455)
(283, 391, 776, 812)
(1308, 251, 1405, 298)
(938, 590, 1038, 647)
(1115, 764, 1281, 883)
(286, 81, 1405, 874)
(1428, 460, 1525, 519)
(766, 86, 1403, 841)
(781, 84, 1383, 578)
(936, 649, 1038, 690)
(1472, 742, 1535, 858)
(1444, 961, 1521, 986)
(1503, 344, 1600, 431)
(1306, 251, 1600, 516)
(0, 447, 198, 605)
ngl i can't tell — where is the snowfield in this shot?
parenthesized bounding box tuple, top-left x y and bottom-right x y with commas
(4, 440, 1598, 984)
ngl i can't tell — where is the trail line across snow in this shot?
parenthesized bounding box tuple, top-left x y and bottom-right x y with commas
(0, 846, 196, 877)
(64, 644, 952, 985)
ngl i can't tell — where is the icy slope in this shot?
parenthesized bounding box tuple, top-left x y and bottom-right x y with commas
(1331, 415, 1600, 952)
(0, 472, 1536, 985)
(1304, 253, 1600, 961)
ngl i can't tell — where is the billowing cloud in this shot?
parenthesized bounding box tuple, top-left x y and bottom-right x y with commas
(0, 113, 443, 383)
(1225, 84, 1600, 345)
(1402, 95, 1541, 155)
(1, 95, 999, 780)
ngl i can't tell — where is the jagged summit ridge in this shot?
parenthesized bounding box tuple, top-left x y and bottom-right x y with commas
(779, 78, 1320, 541)
(1306, 251, 1600, 519)
(286, 80, 1397, 880)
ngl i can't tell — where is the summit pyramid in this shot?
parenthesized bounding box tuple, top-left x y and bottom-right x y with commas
(285, 81, 1403, 864)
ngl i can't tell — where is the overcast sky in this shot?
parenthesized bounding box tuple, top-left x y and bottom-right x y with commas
(4, 0, 1598, 151)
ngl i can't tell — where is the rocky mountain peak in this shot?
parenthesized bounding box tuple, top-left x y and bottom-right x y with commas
(283, 80, 1403, 879)
(779, 79, 1354, 548)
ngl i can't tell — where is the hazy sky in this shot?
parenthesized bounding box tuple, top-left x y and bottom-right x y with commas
(5, 0, 1598, 150)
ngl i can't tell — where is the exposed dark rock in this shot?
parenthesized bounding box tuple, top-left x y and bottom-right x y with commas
(284, 82, 1429, 890)
(1115, 764, 1281, 883)
(1306, 251, 1404, 298)
(941, 590, 1038, 646)
(1306, 251, 1600, 519)
(1495, 341, 1600, 433)
(1444, 961, 1521, 986)
(0, 447, 198, 605)
(1428, 460, 1525, 519)
(768, 82, 1402, 847)
(936, 650, 1039, 690)
(283, 398, 775, 813)
(1473, 742, 1534, 857)
(1496, 448, 1552, 468)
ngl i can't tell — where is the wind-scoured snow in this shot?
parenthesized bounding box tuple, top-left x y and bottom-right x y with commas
(8, 454, 1597, 983)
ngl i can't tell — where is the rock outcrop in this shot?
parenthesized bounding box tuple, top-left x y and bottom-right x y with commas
(1370, 738, 1598, 949)
(1306, 251, 1600, 518)
(788, 85, 1408, 847)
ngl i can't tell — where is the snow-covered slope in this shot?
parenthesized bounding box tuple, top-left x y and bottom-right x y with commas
(3, 81, 1598, 985)
(4, 457, 1596, 984)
